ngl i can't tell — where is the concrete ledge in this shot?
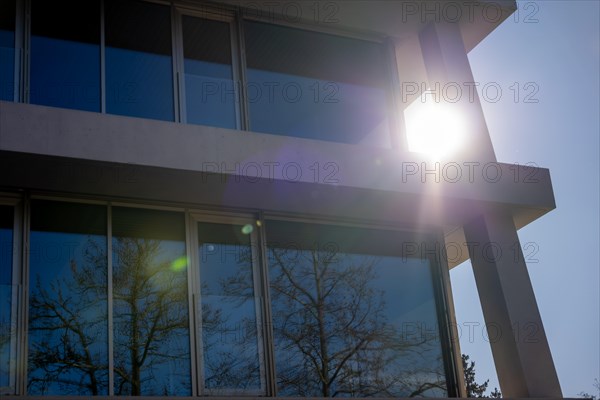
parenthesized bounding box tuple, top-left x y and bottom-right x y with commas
(0, 102, 555, 214)
(0, 102, 556, 267)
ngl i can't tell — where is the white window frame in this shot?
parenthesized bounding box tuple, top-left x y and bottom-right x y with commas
(172, 5, 244, 130)
(188, 211, 267, 396)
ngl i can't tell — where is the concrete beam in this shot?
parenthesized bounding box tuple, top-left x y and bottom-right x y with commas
(464, 212, 562, 397)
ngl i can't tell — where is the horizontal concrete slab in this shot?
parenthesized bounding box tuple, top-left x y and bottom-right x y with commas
(0, 102, 555, 246)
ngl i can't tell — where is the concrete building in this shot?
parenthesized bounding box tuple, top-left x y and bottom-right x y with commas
(0, 0, 562, 397)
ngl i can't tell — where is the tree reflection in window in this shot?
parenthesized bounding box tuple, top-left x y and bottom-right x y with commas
(28, 201, 109, 395)
(197, 222, 263, 393)
(112, 207, 190, 396)
(267, 221, 448, 397)
(28, 203, 192, 396)
(0, 205, 14, 390)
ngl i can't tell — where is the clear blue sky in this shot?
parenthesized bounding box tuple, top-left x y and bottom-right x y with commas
(451, 0, 600, 396)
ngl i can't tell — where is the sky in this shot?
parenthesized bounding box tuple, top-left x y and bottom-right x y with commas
(450, 0, 600, 396)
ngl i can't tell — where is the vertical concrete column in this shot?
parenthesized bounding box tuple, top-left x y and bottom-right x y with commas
(418, 21, 497, 162)
(463, 212, 562, 397)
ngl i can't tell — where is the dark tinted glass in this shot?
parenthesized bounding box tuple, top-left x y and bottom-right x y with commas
(245, 21, 392, 147)
(267, 220, 447, 397)
(105, 0, 174, 121)
(0, 205, 13, 388)
(0, 0, 15, 101)
(0, 0, 15, 49)
(0, 0, 16, 101)
(183, 16, 236, 128)
(112, 207, 190, 395)
(30, 0, 101, 111)
(28, 200, 108, 395)
(0, 205, 12, 285)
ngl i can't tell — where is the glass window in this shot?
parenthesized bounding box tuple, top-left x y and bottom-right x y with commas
(30, 0, 101, 111)
(244, 21, 392, 147)
(105, 0, 174, 121)
(112, 207, 190, 396)
(182, 16, 237, 129)
(28, 200, 108, 395)
(266, 221, 448, 397)
(0, 0, 16, 101)
(196, 221, 263, 393)
(0, 205, 14, 391)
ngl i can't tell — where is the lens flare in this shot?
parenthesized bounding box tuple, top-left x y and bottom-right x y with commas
(170, 256, 188, 272)
(241, 224, 254, 235)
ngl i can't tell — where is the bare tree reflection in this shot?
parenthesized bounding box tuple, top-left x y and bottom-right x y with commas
(267, 247, 446, 397)
(200, 241, 262, 391)
(28, 237, 108, 395)
(112, 237, 189, 395)
(0, 289, 13, 387)
(28, 234, 447, 397)
(200, 295, 261, 390)
(28, 236, 190, 396)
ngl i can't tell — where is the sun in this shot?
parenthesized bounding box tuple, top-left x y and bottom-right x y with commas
(405, 95, 467, 161)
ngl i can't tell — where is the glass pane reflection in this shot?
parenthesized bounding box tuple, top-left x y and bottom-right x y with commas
(183, 16, 237, 129)
(245, 21, 391, 147)
(267, 221, 447, 397)
(30, 0, 101, 111)
(112, 207, 190, 396)
(105, 0, 174, 121)
(197, 222, 262, 392)
(0, 0, 16, 101)
(28, 201, 108, 395)
(0, 205, 14, 389)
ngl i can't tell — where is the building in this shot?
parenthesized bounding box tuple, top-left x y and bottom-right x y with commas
(0, 0, 562, 397)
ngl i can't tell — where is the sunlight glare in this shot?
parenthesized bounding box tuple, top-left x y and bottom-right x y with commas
(405, 96, 467, 160)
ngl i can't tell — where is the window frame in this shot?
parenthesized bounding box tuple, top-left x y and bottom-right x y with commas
(173, 5, 244, 129)
(188, 211, 267, 396)
(430, 229, 463, 397)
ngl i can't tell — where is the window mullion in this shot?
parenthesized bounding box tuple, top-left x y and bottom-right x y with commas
(234, 11, 250, 131)
(18, 196, 30, 395)
(107, 204, 114, 396)
(255, 213, 277, 396)
(250, 221, 267, 395)
(184, 210, 199, 396)
(170, 3, 182, 123)
(188, 215, 205, 395)
(9, 202, 22, 394)
(173, 8, 187, 124)
(432, 231, 463, 396)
